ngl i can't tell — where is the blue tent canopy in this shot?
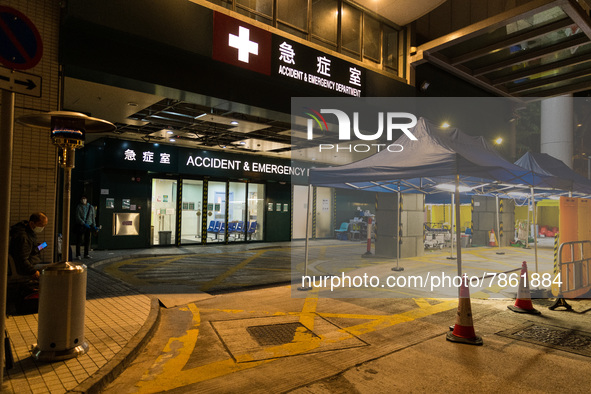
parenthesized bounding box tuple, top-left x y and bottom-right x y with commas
(309, 117, 555, 193)
(514, 152, 591, 195)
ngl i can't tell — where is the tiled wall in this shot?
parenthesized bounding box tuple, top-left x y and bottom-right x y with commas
(2, 0, 60, 260)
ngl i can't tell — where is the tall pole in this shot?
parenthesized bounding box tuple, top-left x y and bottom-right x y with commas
(447, 193, 456, 260)
(531, 186, 538, 273)
(455, 174, 462, 277)
(60, 147, 75, 261)
(392, 189, 404, 271)
(299, 185, 312, 290)
(0, 90, 15, 385)
(496, 195, 504, 255)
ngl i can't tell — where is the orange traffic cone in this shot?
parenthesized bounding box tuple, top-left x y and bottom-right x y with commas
(446, 277, 483, 346)
(488, 229, 497, 247)
(508, 261, 541, 315)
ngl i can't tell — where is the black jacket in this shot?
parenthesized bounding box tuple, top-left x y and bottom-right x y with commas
(9, 220, 41, 276)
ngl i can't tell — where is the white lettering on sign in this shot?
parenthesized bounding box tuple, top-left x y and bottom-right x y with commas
(143, 151, 154, 163)
(349, 67, 362, 87)
(229, 26, 258, 63)
(275, 42, 361, 97)
(124, 149, 136, 161)
(123, 149, 171, 164)
(185, 155, 308, 177)
(279, 42, 296, 64)
(186, 156, 242, 170)
(160, 153, 171, 164)
(317, 56, 331, 77)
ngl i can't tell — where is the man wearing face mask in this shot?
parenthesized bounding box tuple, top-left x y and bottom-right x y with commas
(8, 212, 48, 280)
(75, 196, 96, 259)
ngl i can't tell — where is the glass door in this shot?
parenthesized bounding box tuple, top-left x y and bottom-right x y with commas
(247, 183, 265, 241)
(151, 178, 177, 245)
(315, 186, 333, 238)
(292, 185, 312, 239)
(180, 179, 203, 245)
(228, 182, 246, 242)
(206, 181, 227, 243)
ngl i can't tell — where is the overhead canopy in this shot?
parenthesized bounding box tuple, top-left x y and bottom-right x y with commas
(514, 151, 591, 195)
(309, 117, 548, 193)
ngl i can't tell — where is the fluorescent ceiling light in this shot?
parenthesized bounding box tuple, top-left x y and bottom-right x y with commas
(435, 183, 472, 193)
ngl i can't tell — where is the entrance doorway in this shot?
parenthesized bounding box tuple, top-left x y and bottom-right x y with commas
(151, 178, 177, 245)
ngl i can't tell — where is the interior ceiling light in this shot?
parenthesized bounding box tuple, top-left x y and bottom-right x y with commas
(167, 130, 174, 134)
(169, 138, 176, 142)
(435, 183, 472, 193)
(230, 120, 239, 125)
(441, 122, 450, 129)
(195, 113, 207, 119)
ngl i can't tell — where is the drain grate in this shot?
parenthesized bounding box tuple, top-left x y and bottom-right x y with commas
(497, 323, 591, 357)
(246, 322, 319, 346)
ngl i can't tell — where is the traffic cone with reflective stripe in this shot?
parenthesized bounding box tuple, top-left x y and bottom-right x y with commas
(446, 277, 483, 346)
(508, 261, 541, 315)
(489, 229, 497, 246)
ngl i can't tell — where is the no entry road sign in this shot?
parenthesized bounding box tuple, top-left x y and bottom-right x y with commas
(0, 6, 43, 70)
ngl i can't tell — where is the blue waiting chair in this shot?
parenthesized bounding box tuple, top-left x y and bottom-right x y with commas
(334, 222, 349, 240)
(207, 220, 221, 240)
(247, 221, 257, 240)
(216, 222, 226, 239)
(234, 221, 245, 240)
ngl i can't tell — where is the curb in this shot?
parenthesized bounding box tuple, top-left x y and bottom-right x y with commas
(69, 297, 161, 394)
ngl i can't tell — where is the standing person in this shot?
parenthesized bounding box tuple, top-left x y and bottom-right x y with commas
(75, 196, 96, 259)
(8, 212, 49, 279)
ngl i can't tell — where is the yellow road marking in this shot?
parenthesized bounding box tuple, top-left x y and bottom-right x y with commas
(103, 255, 195, 286)
(199, 250, 266, 292)
(135, 293, 457, 393)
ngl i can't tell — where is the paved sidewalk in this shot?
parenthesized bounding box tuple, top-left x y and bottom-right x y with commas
(0, 240, 561, 393)
(1, 241, 298, 393)
(2, 268, 158, 394)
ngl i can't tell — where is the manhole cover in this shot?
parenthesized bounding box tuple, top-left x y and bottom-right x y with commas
(247, 322, 319, 346)
(497, 322, 591, 357)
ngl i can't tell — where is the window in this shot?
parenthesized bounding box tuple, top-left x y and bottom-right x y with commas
(206, 181, 228, 243)
(228, 182, 247, 242)
(247, 183, 265, 241)
(180, 180, 203, 245)
(278, 0, 308, 33)
(341, 3, 361, 57)
(363, 15, 380, 63)
(311, 0, 338, 51)
(236, 0, 273, 25)
(383, 25, 398, 71)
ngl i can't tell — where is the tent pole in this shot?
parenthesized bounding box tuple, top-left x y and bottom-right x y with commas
(524, 195, 530, 249)
(531, 186, 538, 274)
(496, 195, 504, 255)
(455, 174, 462, 277)
(447, 192, 456, 260)
(298, 184, 312, 291)
(392, 188, 404, 271)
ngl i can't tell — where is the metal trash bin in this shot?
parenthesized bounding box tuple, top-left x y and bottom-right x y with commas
(32, 262, 89, 361)
(159, 230, 172, 245)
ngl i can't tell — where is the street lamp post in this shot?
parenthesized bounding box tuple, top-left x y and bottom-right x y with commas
(17, 111, 115, 361)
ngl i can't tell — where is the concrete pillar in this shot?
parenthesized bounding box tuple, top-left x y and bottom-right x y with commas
(541, 94, 574, 168)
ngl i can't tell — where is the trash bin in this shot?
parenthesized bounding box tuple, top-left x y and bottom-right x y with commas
(159, 230, 172, 245)
(32, 262, 89, 361)
(460, 234, 471, 248)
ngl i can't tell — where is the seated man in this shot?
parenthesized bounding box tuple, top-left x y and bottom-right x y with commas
(8, 212, 49, 280)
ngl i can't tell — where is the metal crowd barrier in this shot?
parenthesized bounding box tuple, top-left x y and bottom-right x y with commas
(550, 240, 591, 310)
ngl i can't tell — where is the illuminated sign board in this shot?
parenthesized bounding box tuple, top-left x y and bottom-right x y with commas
(102, 139, 310, 182)
(272, 37, 363, 97)
(213, 11, 364, 97)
